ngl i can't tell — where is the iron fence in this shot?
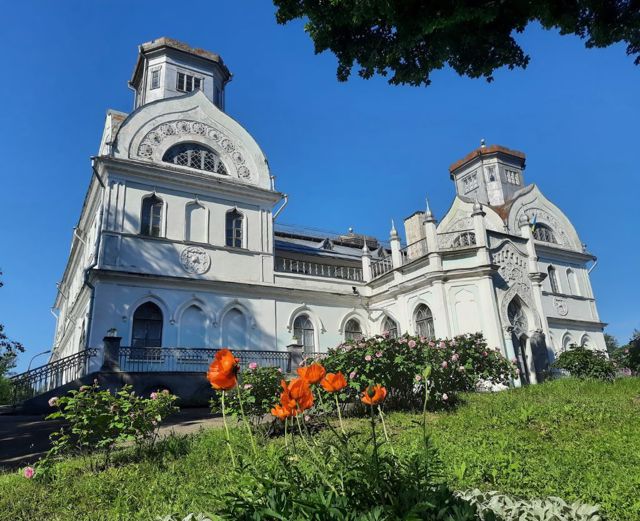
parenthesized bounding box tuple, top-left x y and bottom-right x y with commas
(118, 347, 292, 374)
(8, 349, 97, 405)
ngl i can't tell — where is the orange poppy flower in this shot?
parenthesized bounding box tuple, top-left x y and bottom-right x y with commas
(321, 372, 347, 393)
(280, 377, 314, 414)
(207, 349, 239, 390)
(297, 363, 326, 384)
(361, 384, 387, 406)
(271, 404, 293, 420)
(279, 379, 297, 410)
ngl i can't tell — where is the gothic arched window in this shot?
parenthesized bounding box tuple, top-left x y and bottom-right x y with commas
(185, 202, 207, 243)
(162, 143, 227, 175)
(222, 308, 247, 350)
(180, 305, 207, 348)
(533, 224, 557, 244)
(141, 195, 163, 237)
(566, 268, 581, 296)
(132, 302, 163, 348)
(293, 314, 315, 354)
(225, 209, 244, 248)
(414, 304, 434, 339)
(344, 318, 363, 341)
(548, 266, 560, 293)
(383, 316, 399, 338)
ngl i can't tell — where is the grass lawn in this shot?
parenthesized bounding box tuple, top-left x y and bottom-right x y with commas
(1, 377, 639, 520)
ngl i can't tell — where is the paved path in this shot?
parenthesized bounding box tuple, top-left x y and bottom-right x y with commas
(0, 408, 223, 471)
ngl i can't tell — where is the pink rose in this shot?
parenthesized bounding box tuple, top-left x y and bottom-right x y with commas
(304, 415, 311, 422)
(414, 374, 422, 382)
(248, 362, 258, 370)
(451, 353, 459, 362)
(349, 371, 357, 379)
(244, 384, 253, 390)
(441, 361, 448, 369)
(442, 393, 449, 401)
(365, 355, 372, 362)
(375, 351, 383, 358)
(420, 336, 427, 343)
(439, 341, 446, 349)
(23, 466, 35, 479)
(428, 341, 435, 347)
(48, 397, 59, 407)
(277, 368, 283, 373)
(162, 389, 170, 395)
(150, 392, 158, 400)
(482, 351, 488, 357)
(382, 330, 390, 338)
(408, 340, 417, 348)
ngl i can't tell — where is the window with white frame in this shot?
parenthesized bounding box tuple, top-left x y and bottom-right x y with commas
(505, 169, 520, 185)
(383, 316, 399, 338)
(462, 172, 479, 193)
(548, 266, 560, 293)
(414, 304, 434, 339)
(225, 209, 244, 248)
(176, 72, 203, 92)
(150, 68, 161, 90)
(163, 143, 227, 175)
(344, 319, 363, 341)
(140, 195, 163, 237)
(293, 314, 315, 354)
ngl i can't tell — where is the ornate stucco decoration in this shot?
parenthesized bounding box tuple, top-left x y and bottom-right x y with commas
(516, 206, 569, 246)
(491, 242, 540, 328)
(180, 246, 211, 274)
(437, 215, 475, 249)
(136, 119, 252, 181)
(553, 297, 569, 316)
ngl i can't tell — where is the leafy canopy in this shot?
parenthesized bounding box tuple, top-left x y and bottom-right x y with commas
(273, 0, 640, 86)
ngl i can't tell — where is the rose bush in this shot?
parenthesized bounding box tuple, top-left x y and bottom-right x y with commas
(315, 332, 516, 409)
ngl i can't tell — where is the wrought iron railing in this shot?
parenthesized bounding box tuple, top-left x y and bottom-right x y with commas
(371, 256, 394, 279)
(8, 349, 97, 405)
(437, 230, 477, 250)
(118, 347, 292, 374)
(275, 257, 363, 281)
(400, 238, 428, 262)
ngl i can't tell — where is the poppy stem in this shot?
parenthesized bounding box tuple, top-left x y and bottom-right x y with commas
(237, 386, 258, 458)
(284, 417, 288, 450)
(295, 414, 338, 494)
(422, 380, 430, 449)
(369, 405, 380, 483)
(221, 391, 236, 468)
(334, 394, 346, 436)
(377, 405, 395, 456)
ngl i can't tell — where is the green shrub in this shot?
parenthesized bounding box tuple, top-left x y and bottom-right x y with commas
(318, 332, 516, 409)
(0, 375, 11, 404)
(40, 382, 178, 472)
(552, 345, 616, 380)
(610, 342, 640, 375)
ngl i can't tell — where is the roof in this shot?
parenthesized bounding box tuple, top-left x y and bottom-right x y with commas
(449, 144, 526, 174)
(130, 37, 232, 87)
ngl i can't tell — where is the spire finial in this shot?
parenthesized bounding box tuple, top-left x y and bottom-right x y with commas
(425, 197, 431, 215)
(362, 238, 370, 254)
(480, 138, 486, 148)
(390, 219, 398, 238)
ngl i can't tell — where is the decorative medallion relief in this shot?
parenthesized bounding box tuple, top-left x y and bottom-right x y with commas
(553, 297, 569, 316)
(180, 246, 211, 274)
(137, 119, 252, 181)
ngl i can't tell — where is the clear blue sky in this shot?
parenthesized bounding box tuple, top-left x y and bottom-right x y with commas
(1, 1, 638, 372)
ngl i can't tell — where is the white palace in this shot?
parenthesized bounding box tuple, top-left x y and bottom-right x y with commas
(51, 38, 606, 386)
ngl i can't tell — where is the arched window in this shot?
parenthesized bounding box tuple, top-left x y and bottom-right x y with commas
(566, 268, 581, 296)
(225, 209, 244, 248)
(132, 302, 163, 348)
(452, 231, 476, 248)
(383, 316, 399, 338)
(141, 195, 163, 237)
(533, 224, 557, 244)
(162, 143, 227, 175)
(222, 309, 247, 350)
(581, 335, 594, 349)
(344, 318, 363, 341)
(548, 266, 560, 293)
(180, 305, 206, 348)
(185, 202, 207, 243)
(414, 304, 434, 339)
(293, 314, 315, 354)
(562, 334, 574, 351)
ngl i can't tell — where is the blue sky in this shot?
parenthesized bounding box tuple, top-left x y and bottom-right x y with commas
(1, 1, 638, 372)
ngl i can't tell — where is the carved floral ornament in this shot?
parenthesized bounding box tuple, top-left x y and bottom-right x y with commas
(180, 246, 211, 274)
(136, 119, 252, 181)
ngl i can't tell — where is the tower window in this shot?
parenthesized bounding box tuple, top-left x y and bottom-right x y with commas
(150, 69, 160, 90)
(177, 72, 203, 92)
(548, 266, 560, 293)
(163, 143, 227, 175)
(462, 172, 478, 193)
(141, 195, 163, 237)
(533, 224, 557, 244)
(344, 319, 363, 341)
(225, 209, 244, 248)
(505, 169, 520, 185)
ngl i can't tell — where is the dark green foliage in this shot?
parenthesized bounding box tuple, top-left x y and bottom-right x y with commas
(610, 330, 640, 375)
(320, 332, 516, 410)
(273, 0, 640, 87)
(552, 344, 616, 380)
